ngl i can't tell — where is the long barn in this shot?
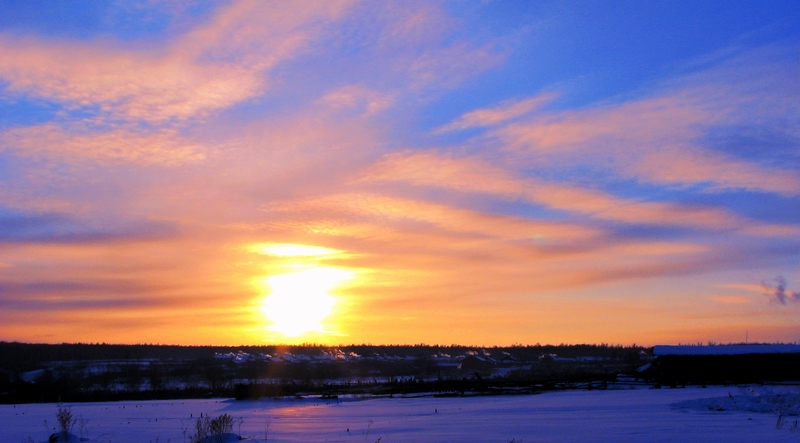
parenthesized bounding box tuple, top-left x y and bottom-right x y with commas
(648, 344, 800, 385)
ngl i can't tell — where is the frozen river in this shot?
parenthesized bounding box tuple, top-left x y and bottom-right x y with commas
(3, 385, 800, 442)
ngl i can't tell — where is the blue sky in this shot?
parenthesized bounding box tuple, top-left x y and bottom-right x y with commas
(0, 1, 798, 345)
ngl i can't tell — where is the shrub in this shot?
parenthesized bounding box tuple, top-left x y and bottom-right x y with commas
(189, 413, 238, 443)
(207, 413, 234, 436)
(45, 405, 80, 443)
(56, 405, 76, 435)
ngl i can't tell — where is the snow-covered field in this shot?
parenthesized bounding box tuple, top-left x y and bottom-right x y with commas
(3, 385, 800, 443)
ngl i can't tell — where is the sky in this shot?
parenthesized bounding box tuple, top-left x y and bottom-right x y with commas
(0, 0, 798, 346)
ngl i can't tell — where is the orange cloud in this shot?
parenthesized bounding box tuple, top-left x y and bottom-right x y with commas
(710, 295, 752, 304)
(268, 192, 600, 242)
(0, 236, 269, 345)
(714, 283, 772, 294)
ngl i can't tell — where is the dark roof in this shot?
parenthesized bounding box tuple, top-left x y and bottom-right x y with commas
(654, 345, 800, 356)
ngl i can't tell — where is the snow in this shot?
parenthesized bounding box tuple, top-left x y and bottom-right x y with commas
(196, 432, 240, 443)
(675, 386, 800, 416)
(653, 344, 800, 356)
(21, 369, 45, 383)
(3, 386, 800, 442)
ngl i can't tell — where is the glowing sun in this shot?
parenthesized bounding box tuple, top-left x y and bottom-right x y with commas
(262, 267, 352, 337)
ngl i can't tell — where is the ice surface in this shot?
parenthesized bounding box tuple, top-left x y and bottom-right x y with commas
(3, 386, 800, 443)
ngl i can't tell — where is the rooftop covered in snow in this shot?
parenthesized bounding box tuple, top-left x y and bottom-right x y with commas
(654, 344, 800, 356)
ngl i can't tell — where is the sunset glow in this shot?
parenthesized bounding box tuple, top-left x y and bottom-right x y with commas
(261, 267, 352, 337)
(0, 1, 798, 346)
(250, 243, 345, 258)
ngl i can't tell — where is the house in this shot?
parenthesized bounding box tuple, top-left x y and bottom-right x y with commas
(458, 355, 495, 374)
(498, 352, 518, 365)
(646, 344, 800, 385)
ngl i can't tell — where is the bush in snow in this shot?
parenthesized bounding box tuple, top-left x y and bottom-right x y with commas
(45, 405, 85, 443)
(189, 413, 242, 443)
(56, 405, 77, 435)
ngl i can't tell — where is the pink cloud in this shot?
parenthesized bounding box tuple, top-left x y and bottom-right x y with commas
(632, 144, 800, 195)
(0, 0, 355, 122)
(473, 52, 800, 196)
(0, 36, 263, 122)
(710, 295, 752, 304)
(382, 3, 452, 43)
(358, 151, 526, 196)
(713, 283, 766, 294)
(268, 192, 600, 243)
(2, 124, 204, 164)
(498, 96, 707, 152)
(358, 151, 791, 235)
(497, 99, 800, 195)
(319, 85, 395, 116)
(320, 2, 506, 95)
(437, 92, 558, 132)
(408, 40, 506, 90)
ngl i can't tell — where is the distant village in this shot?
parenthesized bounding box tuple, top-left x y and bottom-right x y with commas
(2, 342, 798, 404)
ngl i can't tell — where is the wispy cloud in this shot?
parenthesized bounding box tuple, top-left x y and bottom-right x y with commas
(0, 209, 178, 244)
(407, 40, 507, 90)
(494, 96, 800, 195)
(437, 92, 557, 132)
(268, 192, 600, 243)
(2, 124, 204, 164)
(456, 47, 800, 196)
(319, 85, 395, 116)
(709, 295, 752, 305)
(0, 0, 354, 123)
(359, 150, 797, 235)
